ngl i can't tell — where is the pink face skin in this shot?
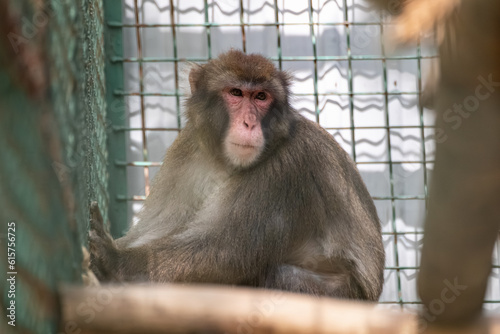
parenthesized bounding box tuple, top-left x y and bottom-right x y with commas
(222, 86, 273, 167)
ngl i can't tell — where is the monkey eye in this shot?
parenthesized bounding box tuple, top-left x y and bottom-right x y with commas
(230, 88, 243, 97)
(255, 92, 267, 100)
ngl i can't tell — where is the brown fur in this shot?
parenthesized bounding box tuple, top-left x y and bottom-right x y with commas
(394, 0, 460, 44)
(89, 50, 385, 301)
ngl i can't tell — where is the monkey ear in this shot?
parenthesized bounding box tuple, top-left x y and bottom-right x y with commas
(279, 71, 293, 88)
(188, 64, 203, 94)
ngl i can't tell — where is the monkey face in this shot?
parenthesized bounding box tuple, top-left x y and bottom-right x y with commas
(221, 85, 273, 167)
(186, 50, 293, 169)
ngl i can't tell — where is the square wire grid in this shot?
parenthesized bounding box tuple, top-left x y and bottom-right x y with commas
(110, 0, 500, 312)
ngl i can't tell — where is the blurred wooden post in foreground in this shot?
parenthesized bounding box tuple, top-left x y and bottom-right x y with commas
(417, 0, 500, 329)
(369, 0, 500, 331)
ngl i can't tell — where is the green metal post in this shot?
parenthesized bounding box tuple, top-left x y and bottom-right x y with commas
(104, 0, 128, 237)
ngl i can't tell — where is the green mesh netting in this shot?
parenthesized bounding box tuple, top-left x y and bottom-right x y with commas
(0, 1, 111, 333)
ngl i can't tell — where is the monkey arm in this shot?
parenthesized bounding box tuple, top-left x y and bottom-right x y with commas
(114, 228, 286, 285)
(89, 202, 151, 282)
(144, 191, 294, 284)
(94, 175, 295, 284)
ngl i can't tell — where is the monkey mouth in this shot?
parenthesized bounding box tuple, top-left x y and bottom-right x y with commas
(231, 142, 256, 149)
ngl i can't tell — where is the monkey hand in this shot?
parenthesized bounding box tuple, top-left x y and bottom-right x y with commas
(88, 202, 121, 282)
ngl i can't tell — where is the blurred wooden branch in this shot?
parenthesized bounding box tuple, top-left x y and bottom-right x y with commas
(59, 284, 500, 334)
(60, 284, 415, 334)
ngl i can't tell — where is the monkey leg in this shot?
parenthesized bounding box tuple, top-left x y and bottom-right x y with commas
(264, 264, 365, 300)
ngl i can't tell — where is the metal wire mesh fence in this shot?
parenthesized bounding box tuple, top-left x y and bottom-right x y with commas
(105, 0, 500, 312)
(0, 1, 109, 332)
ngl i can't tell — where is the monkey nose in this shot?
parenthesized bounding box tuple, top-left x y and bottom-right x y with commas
(243, 114, 257, 129)
(243, 119, 257, 130)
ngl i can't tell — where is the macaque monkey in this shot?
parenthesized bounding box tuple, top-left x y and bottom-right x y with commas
(90, 50, 385, 301)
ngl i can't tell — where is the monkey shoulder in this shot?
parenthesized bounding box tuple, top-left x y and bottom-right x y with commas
(281, 116, 379, 223)
(285, 116, 354, 172)
(253, 116, 356, 205)
(129, 126, 228, 240)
